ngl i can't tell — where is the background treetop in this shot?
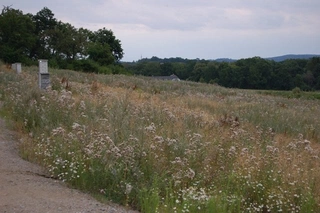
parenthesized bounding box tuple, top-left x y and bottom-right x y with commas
(0, 6, 124, 68)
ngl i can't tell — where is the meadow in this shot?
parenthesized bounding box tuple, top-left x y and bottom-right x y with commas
(0, 62, 320, 212)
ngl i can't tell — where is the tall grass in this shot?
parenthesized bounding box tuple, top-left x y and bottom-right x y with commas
(1, 64, 320, 212)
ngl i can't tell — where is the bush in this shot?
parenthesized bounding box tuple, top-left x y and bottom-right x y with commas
(79, 59, 100, 73)
(292, 87, 301, 97)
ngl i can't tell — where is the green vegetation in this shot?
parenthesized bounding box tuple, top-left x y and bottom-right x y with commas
(124, 56, 320, 91)
(1, 63, 320, 212)
(1, 5, 320, 212)
(0, 6, 125, 73)
(1, 6, 320, 92)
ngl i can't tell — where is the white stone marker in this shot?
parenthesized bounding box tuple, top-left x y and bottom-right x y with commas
(38, 59, 50, 89)
(11, 63, 17, 71)
(16, 63, 21, 74)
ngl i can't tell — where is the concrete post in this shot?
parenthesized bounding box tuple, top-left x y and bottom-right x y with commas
(38, 59, 50, 89)
(16, 63, 21, 74)
(11, 63, 17, 71)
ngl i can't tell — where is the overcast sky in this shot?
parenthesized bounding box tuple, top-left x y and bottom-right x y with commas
(3, 0, 320, 61)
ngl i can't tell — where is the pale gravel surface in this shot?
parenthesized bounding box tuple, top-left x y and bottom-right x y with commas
(0, 118, 139, 213)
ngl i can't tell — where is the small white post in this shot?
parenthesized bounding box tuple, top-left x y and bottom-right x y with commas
(38, 59, 50, 89)
(16, 63, 21, 74)
(11, 63, 17, 71)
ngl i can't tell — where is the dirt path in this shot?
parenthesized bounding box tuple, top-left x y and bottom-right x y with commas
(0, 118, 138, 213)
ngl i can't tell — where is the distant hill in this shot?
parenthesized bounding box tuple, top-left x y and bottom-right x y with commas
(213, 54, 320, 63)
(265, 54, 320, 62)
(214, 58, 237, 63)
(129, 54, 320, 64)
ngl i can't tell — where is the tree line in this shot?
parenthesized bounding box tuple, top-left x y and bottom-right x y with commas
(123, 56, 320, 91)
(0, 6, 126, 74)
(1, 6, 320, 91)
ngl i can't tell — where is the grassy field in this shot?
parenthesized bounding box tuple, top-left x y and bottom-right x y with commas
(1, 62, 320, 212)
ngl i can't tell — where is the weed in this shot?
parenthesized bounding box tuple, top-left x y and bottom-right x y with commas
(1, 66, 319, 212)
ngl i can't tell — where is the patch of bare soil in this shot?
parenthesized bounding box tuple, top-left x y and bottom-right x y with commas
(0, 118, 138, 213)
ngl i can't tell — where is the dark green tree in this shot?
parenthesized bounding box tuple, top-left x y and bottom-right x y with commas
(188, 61, 207, 82)
(234, 57, 272, 89)
(87, 42, 114, 66)
(218, 63, 234, 87)
(54, 22, 79, 60)
(141, 62, 162, 76)
(203, 61, 219, 83)
(89, 28, 124, 64)
(0, 6, 36, 64)
(172, 62, 188, 80)
(31, 7, 57, 59)
(306, 57, 320, 79)
(271, 63, 293, 90)
(306, 57, 320, 90)
(75, 28, 92, 59)
(160, 62, 174, 76)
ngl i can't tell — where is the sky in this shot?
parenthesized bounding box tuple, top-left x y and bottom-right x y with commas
(2, 0, 320, 62)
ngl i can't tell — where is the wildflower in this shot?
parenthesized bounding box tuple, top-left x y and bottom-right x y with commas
(185, 168, 195, 179)
(167, 138, 177, 146)
(241, 148, 248, 155)
(228, 146, 236, 157)
(51, 127, 65, 136)
(145, 123, 156, 133)
(303, 139, 311, 145)
(41, 96, 46, 101)
(125, 183, 132, 194)
(80, 100, 86, 110)
(72, 122, 82, 130)
(154, 135, 164, 143)
(192, 133, 203, 139)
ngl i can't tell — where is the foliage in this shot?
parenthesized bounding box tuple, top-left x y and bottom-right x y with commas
(0, 6, 123, 70)
(124, 56, 320, 91)
(0, 6, 36, 64)
(89, 28, 124, 63)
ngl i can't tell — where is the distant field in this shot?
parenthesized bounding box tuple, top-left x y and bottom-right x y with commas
(1, 63, 319, 212)
(256, 89, 320, 100)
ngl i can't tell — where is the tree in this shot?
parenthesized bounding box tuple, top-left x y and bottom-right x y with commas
(173, 62, 188, 80)
(54, 22, 79, 60)
(203, 61, 219, 83)
(303, 70, 315, 88)
(271, 63, 293, 90)
(306, 57, 320, 79)
(75, 28, 92, 59)
(141, 62, 162, 76)
(87, 42, 114, 66)
(188, 62, 207, 82)
(31, 7, 57, 59)
(0, 6, 36, 64)
(218, 63, 233, 87)
(160, 62, 174, 76)
(89, 28, 124, 64)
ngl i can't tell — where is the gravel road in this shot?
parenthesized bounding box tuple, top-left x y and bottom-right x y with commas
(0, 118, 139, 213)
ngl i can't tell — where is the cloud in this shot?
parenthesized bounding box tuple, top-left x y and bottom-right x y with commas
(10, 0, 317, 34)
(2, 0, 320, 61)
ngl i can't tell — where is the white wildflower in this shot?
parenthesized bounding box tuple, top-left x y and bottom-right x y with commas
(145, 123, 156, 133)
(125, 183, 132, 194)
(72, 122, 82, 130)
(80, 100, 86, 110)
(185, 168, 195, 179)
